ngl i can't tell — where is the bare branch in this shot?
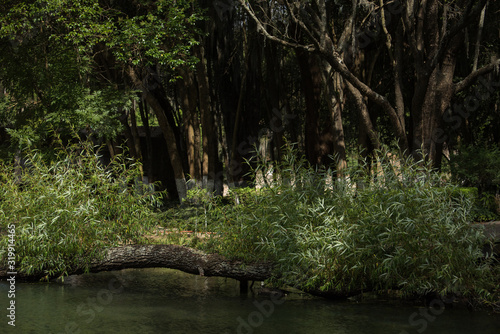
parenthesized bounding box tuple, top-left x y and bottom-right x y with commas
(284, 0, 321, 47)
(453, 58, 500, 94)
(429, 0, 488, 71)
(236, 0, 315, 52)
(338, 0, 357, 51)
(472, 0, 488, 72)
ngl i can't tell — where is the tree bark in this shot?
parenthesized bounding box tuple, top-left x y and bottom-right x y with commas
(195, 44, 218, 193)
(322, 62, 347, 171)
(138, 98, 155, 183)
(177, 67, 202, 185)
(296, 50, 323, 166)
(0, 244, 273, 282)
(126, 66, 187, 201)
(346, 81, 381, 151)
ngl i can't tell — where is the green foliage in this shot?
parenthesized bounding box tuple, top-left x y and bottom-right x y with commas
(450, 145, 500, 196)
(104, 0, 202, 67)
(0, 140, 164, 278)
(204, 148, 497, 301)
(183, 185, 218, 232)
(2, 87, 127, 148)
(0, 0, 202, 147)
(0, 0, 201, 67)
(448, 187, 499, 222)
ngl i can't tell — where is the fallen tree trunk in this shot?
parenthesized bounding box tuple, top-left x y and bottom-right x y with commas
(3, 227, 497, 299)
(0, 244, 358, 298)
(0, 244, 274, 282)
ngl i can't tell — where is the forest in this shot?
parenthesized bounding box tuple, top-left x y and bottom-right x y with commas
(0, 0, 499, 308)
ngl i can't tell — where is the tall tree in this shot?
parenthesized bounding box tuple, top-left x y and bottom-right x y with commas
(237, 0, 500, 167)
(0, 0, 203, 200)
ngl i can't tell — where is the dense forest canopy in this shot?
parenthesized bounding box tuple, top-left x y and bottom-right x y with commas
(0, 0, 499, 200)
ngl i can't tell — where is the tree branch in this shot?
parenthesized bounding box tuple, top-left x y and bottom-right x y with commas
(429, 0, 488, 72)
(453, 59, 500, 94)
(238, 0, 408, 151)
(236, 0, 315, 52)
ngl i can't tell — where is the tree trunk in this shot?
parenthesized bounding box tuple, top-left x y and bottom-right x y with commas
(323, 63, 347, 171)
(346, 81, 380, 151)
(413, 12, 463, 167)
(177, 67, 202, 185)
(296, 49, 323, 166)
(0, 244, 354, 298)
(226, 31, 250, 187)
(130, 100, 143, 161)
(428, 36, 462, 168)
(118, 106, 140, 161)
(126, 66, 187, 201)
(138, 98, 154, 183)
(264, 33, 284, 163)
(0, 244, 273, 282)
(195, 44, 218, 193)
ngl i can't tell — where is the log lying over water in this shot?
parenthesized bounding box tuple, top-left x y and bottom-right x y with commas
(91, 244, 274, 280)
(0, 244, 356, 298)
(0, 244, 274, 282)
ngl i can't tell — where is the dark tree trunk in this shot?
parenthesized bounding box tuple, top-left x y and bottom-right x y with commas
(177, 67, 202, 185)
(264, 27, 284, 163)
(296, 50, 323, 166)
(346, 81, 380, 151)
(0, 245, 273, 282)
(126, 66, 187, 201)
(195, 44, 219, 193)
(406, 1, 464, 167)
(138, 98, 154, 183)
(323, 63, 347, 171)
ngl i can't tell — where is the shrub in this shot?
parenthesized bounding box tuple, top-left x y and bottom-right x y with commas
(205, 148, 498, 302)
(450, 145, 500, 197)
(0, 140, 164, 278)
(449, 187, 499, 222)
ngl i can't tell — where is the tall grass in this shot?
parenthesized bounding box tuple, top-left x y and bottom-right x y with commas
(0, 140, 164, 278)
(204, 147, 498, 301)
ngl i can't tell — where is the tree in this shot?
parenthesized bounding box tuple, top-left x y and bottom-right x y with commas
(0, 0, 203, 200)
(237, 0, 500, 168)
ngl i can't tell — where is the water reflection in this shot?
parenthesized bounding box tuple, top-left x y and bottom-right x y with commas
(0, 268, 499, 333)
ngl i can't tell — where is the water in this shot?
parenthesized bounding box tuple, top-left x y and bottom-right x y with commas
(1, 268, 499, 333)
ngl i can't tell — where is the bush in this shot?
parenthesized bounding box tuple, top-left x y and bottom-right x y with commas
(0, 140, 164, 278)
(450, 145, 500, 196)
(449, 187, 499, 222)
(205, 148, 498, 301)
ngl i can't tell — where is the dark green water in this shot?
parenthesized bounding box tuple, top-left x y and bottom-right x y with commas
(1, 268, 499, 333)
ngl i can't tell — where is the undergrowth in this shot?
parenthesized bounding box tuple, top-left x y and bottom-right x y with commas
(0, 140, 164, 279)
(198, 147, 498, 303)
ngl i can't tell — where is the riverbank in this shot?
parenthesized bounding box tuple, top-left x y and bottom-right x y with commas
(1, 148, 499, 314)
(1, 237, 498, 312)
(5, 267, 500, 334)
